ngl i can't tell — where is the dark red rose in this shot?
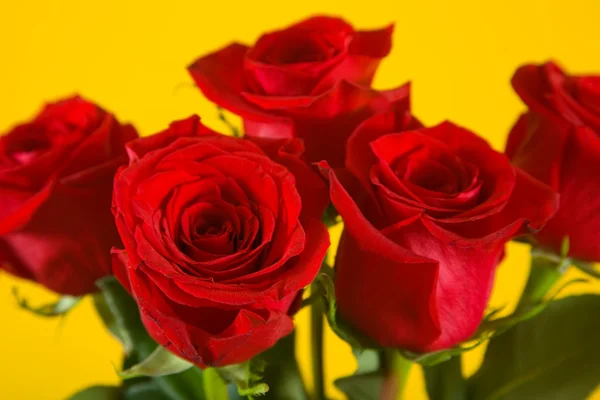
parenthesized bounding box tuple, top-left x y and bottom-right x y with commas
(506, 61, 600, 261)
(0, 96, 138, 296)
(188, 15, 402, 167)
(112, 116, 329, 367)
(321, 111, 558, 353)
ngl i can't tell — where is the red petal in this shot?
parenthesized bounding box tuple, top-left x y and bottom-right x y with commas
(536, 126, 600, 261)
(188, 44, 276, 122)
(383, 219, 501, 351)
(506, 112, 568, 190)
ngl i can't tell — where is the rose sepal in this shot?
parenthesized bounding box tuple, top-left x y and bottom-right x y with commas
(12, 287, 82, 317)
(119, 345, 193, 380)
(216, 359, 269, 399)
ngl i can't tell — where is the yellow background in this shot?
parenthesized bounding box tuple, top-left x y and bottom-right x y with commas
(1, 0, 600, 398)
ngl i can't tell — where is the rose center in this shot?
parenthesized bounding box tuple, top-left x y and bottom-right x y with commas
(263, 36, 335, 65)
(401, 159, 462, 194)
(1, 130, 52, 165)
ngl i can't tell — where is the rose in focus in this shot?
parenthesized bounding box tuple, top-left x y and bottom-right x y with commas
(188, 16, 404, 167)
(0, 96, 137, 296)
(112, 116, 330, 367)
(506, 61, 600, 261)
(323, 106, 559, 353)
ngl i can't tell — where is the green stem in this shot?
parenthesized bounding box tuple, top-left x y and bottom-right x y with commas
(203, 368, 229, 400)
(262, 332, 309, 400)
(381, 350, 412, 400)
(515, 251, 565, 312)
(310, 284, 326, 400)
(423, 355, 466, 400)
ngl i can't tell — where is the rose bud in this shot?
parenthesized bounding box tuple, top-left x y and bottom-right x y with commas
(111, 116, 330, 367)
(321, 110, 558, 353)
(506, 61, 600, 262)
(0, 96, 138, 296)
(188, 15, 405, 167)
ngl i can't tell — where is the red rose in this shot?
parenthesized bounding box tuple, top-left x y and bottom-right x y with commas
(321, 110, 558, 353)
(188, 15, 403, 167)
(506, 61, 600, 261)
(0, 96, 138, 296)
(112, 116, 329, 367)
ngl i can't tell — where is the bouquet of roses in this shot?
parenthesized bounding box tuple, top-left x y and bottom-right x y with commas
(1, 16, 599, 400)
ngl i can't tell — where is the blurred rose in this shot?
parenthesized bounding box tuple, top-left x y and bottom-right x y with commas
(188, 15, 402, 167)
(506, 61, 600, 261)
(0, 96, 137, 295)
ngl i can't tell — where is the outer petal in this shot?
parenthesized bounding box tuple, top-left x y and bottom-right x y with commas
(291, 16, 355, 32)
(383, 219, 502, 352)
(1, 185, 118, 295)
(335, 229, 442, 351)
(512, 62, 600, 131)
(129, 264, 295, 368)
(58, 115, 137, 179)
(506, 112, 569, 190)
(346, 86, 419, 190)
(512, 63, 562, 122)
(125, 116, 216, 161)
(245, 81, 408, 167)
(323, 162, 441, 349)
(311, 24, 395, 93)
(250, 136, 329, 220)
(188, 43, 278, 123)
(111, 247, 133, 292)
(0, 238, 34, 280)
(535, 126, 600, 261)
(0, 182, 54, 234)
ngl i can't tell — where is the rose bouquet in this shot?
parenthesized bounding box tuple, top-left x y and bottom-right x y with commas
(1, 16, 599, 400)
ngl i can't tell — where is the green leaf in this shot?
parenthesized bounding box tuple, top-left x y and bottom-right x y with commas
(93, 292, 134, 354)
(335, 372, 385, 400)
(68, 386, 121, 400)
(469, 295, 600, 400)
(403, 274, 587, 370)
(353, 349, 380, 374)
(477, 276, 587, 339)
(123, 381, 172, 400)
(334, 349, 385, 400)
(13, 287, 81, 317)
(119, 345, 193, 379)
(94, 277, 154, 356)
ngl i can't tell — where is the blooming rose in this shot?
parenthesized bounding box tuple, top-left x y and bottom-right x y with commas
(0, 96, 137, 296)
(188, 15, 403, 167)
(506, 61, 600, 261)
(322, 110, 558, 352)
(112, 116, 329, 367)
